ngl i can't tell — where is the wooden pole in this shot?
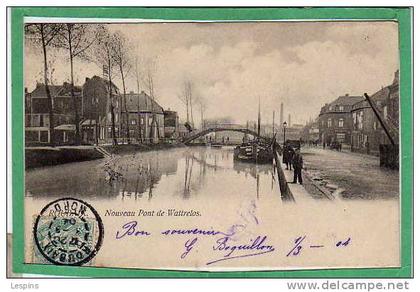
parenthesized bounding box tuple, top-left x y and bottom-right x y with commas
(364, 93, 395, 145)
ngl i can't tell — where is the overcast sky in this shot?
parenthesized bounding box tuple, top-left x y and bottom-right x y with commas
(25, 21, 399, 125)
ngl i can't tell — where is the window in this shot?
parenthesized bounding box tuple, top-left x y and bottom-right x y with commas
(336, 133, 345, 142)
(339, 105, 344, 111)
(338, 118, 344, 128)
(383, 106, 388, 118)
(327, 118, 332, 128)
(131, 119, 137, 125)
(373, 121, 377, 130)
(357, 111, 364, 130)
(329, 106, 333, 111)
(358, 134, 364, 146)
(40, 131, 49, 143)
(43, 114, 50, 127)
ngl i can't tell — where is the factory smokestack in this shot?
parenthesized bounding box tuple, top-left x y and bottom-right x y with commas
(280, 103, 284, 125)
(288, 114, 291, 127)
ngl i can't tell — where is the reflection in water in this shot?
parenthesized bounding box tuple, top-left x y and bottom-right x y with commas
(25, 146, 281, 202)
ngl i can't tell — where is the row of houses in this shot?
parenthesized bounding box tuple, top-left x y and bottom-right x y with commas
(316, 70, 399, 155)
(25, 75, 187, 146)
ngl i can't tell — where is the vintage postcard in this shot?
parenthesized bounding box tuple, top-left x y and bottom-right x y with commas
(9, 7, 413, 277)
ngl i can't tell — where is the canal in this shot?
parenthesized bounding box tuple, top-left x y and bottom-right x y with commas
(25, 146, 281, 203)
(24, 146, 400, 269)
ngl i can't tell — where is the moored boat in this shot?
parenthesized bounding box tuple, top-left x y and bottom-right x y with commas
(233, 141, 273, 164)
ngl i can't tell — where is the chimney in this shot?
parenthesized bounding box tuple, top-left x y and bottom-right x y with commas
(393, 70, 399, 84)
(24, 87, 28, 94)
(288, 114, 291, 127)
(345, 93, 349, 96)
(85, 77, 89, 82)
(280, 102, 284, 125)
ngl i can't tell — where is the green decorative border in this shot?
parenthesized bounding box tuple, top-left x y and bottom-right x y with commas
(10, 7, 413, 278)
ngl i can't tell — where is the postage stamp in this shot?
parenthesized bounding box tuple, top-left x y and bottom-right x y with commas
(33, 198, 104, 266)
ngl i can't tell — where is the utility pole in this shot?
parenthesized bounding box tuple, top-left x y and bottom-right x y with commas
(257, 97, 261, 139)
(272, 110, 275, 138)
(135, 58, 142, 143)
(280, 102, 284, 125)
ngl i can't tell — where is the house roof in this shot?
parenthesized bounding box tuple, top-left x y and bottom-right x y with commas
(352, 83, 394, 111)
(328, 95, 364, 107)
(83, 75, 119, 95)
(30, 82, 82, 98)
(320, 94, 363, 115)
(123, 91, 164, 114)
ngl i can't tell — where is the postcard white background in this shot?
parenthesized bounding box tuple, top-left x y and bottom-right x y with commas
(2, 0, 419, 291)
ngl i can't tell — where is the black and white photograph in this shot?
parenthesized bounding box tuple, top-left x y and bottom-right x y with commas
(22, 20, 400, 270)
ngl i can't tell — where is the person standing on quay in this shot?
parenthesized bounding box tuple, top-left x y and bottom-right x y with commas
(283, 144, 294, 170)
(291, 148, 304, 185)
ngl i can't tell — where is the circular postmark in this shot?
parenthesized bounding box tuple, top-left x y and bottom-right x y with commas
(33, 197, 104, 266)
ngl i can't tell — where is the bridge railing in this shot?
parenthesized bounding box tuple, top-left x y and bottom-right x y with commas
(202, 123, 245, 130)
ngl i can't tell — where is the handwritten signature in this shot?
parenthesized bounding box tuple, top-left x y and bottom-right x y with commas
(207, 235, 275, 265)
(115, 220, 274, 264)
(114, 220, 350, 265)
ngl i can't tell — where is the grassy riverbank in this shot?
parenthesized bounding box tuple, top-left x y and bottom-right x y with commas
(25, 143, 186, 169)
(25, 146, 103, 169)
(102, 142, 185, 155)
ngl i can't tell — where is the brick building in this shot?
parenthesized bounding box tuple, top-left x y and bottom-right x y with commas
(119, 91, 165, 143)
(25, 82, 82, 145)
(81, 75, 121, 144)
(163, 109, 180, 139)
(318, 94, 363, 145)
(350, 70, 399, 154)
(301, 118, 320, 144)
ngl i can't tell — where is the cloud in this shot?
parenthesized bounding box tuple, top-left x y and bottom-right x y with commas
(25, 21, 399, 125)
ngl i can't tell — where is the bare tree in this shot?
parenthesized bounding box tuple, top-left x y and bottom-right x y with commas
(196, 95, 207, 130)
(25, 23, 62, 146)
(177, 81, 190, 124)
(187, 81, 195, 129)
(53, 24, 98, 145)
(95, 26, 118, 146)
(134, 57, 143, 143)
(111, 31, 132, 143)
(142, 57, 160, 142)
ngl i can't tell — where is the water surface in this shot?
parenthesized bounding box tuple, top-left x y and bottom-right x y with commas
(25, 146, 281, 204)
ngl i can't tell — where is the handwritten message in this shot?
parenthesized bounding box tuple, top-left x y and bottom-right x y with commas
(114, 220, 351, 265)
